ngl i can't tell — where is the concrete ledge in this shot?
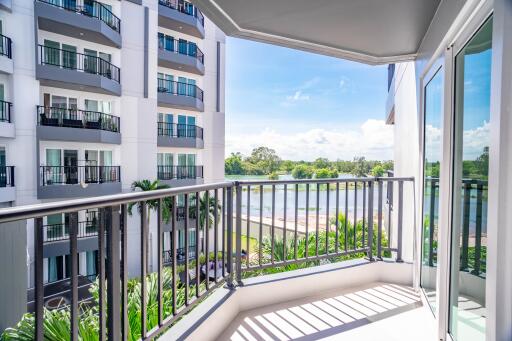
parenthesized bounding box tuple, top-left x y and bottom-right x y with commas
(0, 121, 14, 138)
(0, 186, 15, 203)
(37, 125, 121, 144)
(43, 235, 99, 258)
(158, 49, 205, 75)
(0, 55, 13, 74)
(35, 1, 122, 48)
(37, 182, 122, 199)
(157, 92, 204, 112)
(37, 64, 122, 96)
(160, 178, 204, 188)
(158, 4, 205, 39)
(157, 135, 204, 148)
(167, 259, 413, 341)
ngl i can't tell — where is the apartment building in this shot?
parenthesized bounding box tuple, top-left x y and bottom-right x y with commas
(0, 0, 224, 290)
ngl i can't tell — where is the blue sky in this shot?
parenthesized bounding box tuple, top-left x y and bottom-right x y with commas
(225, 37, 393, 161)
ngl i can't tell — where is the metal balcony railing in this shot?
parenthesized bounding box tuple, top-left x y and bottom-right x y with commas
(0, 34, 12, 59)
(37, 106, 120, 133)
(44, 220, 99, 243)
(158, 0, 204, 26)
(157, 122, 203, 139)
(38, 45, 121, 83)
(0, 177, 413, 340)
(0, 99, 12, 123)
(39, 165, 121, 186)
(158, 34, 204, 64)
(0, 166, 14, 187)
(37, 0, 121, 33)
(157, 78, 204, 101)
(157, 165, 203, 180)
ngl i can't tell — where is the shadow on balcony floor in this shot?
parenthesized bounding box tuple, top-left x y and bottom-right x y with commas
(218, 282, 435, 341)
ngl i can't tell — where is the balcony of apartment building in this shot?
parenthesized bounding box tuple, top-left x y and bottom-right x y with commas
(0, 166, 14, 203)
(0, 33, 13, 74)
(37, 165, 121, 199)
(36, 106, 121, 144)
(158, 0, 205, 39)
(0, 99, 13, 138)
(158, 34, 205, 75)
(157, 164, 204, 186)
(157, 78, 204, 111)
(36, 45, 121, 96)
(35, 0, 122, 48)
(157, 121, 204, 148)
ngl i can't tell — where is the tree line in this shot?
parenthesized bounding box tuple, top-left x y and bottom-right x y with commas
(225, 146, 393, 179)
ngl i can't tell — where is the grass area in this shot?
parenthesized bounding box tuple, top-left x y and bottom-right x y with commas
(230, 232, 259, 254)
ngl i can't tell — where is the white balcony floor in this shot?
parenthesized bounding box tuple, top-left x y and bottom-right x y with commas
(217, 282, 437, 341)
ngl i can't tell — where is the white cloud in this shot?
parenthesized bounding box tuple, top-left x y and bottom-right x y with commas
(463, 121, 490, 160)
(286, 90, 310, 101)
(226, 119, 394, 161)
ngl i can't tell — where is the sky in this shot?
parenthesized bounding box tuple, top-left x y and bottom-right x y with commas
(225, 37, 393, 162)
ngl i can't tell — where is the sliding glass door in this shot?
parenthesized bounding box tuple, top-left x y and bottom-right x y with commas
(449, 17, 492, 341)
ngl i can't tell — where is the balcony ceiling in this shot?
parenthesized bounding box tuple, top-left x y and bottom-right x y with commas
(194, 0, 441, 64)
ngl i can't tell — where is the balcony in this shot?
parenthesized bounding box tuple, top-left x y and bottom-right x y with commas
(158, 0, 205, 39)
(38, 165, 121, 199)
(0, 100, 14, 138)
(0, 166, 15, 203)
(158, 39, 205, 75)
(37, 106, 121, 144)
(35, 0, 122, 48)
(157, 78, 204, 111)
(157, 165, 204, 186)
(42, 218, 99, 258)
(157, 122, 204, 148)
(0, 177, 434, 341)
(36, 45, 121, 96)
(0, 34, 13, 74)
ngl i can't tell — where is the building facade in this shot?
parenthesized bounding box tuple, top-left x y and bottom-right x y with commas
(0, 0, 224, 288)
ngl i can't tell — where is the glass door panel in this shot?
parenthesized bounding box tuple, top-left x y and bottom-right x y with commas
(421, 68, 443, 314)
(449, 17, 492, 341)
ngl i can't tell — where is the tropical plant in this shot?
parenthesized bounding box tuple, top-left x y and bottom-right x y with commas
(268, 172, 279, 180)
(190, 192, 221, 232)
(291, 164, 314, 179)
(315, 168, 339, 179)
(127, 179, 171, 223)
(370, 165, 385, 177)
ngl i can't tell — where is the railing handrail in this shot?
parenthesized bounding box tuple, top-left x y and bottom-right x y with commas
(0, 33, 12, 59)
(0, 99, 12, 123)
(157, 121, 203, 138)
(157, 36, 204, 63)
(158, 0, 204, 26)
(157, 78, 204, 101)
(37, 0, 121, 33)
(38, 44, 121, 83)
(37, 105, 120, 132)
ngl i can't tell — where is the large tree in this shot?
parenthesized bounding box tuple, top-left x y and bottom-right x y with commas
(246, 147, 281, 175)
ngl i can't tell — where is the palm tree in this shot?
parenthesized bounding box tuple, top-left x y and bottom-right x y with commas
(190, 192, 221, 252)
(127, 179, 171, 223)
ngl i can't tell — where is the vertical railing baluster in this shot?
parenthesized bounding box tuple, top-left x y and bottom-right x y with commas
(377, 180, 383, 260)
(362, 182, 366, 248)
(294, 184, 298, 260)
(171, 196, 177, 315)
(246, 186, 251, 268)
(305, 183, 309, 259)
(396, 181, 403, 262)
(428, 179, 436, 266)
(461, 182, 471, 270)
(205, 190, 210, 290)
(214, 189, 219, 282)
(195, 192, 200, 297)
(107, 206, 121, 341)
(271, 184, 275, 264)
(184, 194, 190, 303)
(326, 183, 330, 255)
(99, 208, 106, 341)
(140, 202, 147, 339)
(69, 212, 78, 341)
(222, 189, 226, 278)
(474, 182, 483, 276)
(121, 204, 128, 341)
(283, 184, 287, 263)
(387, 178, 393, 248)
(34, 217, 44, 341)
(226, 187, 233, 287)
(335, 182, 339, 254)
(354, 181, 357, 249)
(344, 181, 348, 252)
(236, 185, 242, 284)
(259, 185, 263, 266)
(315, 183, 320, 257)
(157, 199, 163, 325)
(367, 182, 374, 261)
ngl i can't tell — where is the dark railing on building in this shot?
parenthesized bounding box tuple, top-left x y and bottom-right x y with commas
(158, 34, 204, 64)
(0, 34, 12, 59)
(38, 45, 121, 83)
(157, 78, 203, 101)
(0, 177, 412, 340)
(44, 220, 99, 243)
(40, 165, 121, 186)
(37, 106, 120, 133)
(162, 246, 196, 265)
(158, 0, 204, 26)
(37, 0, 121, 33)
(157, 122, 203, 139)
(157, 165, 203, 180)
(0, 99, 12, 123)
(0, 166, 15, 187)
(423, 177, 487, 277)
